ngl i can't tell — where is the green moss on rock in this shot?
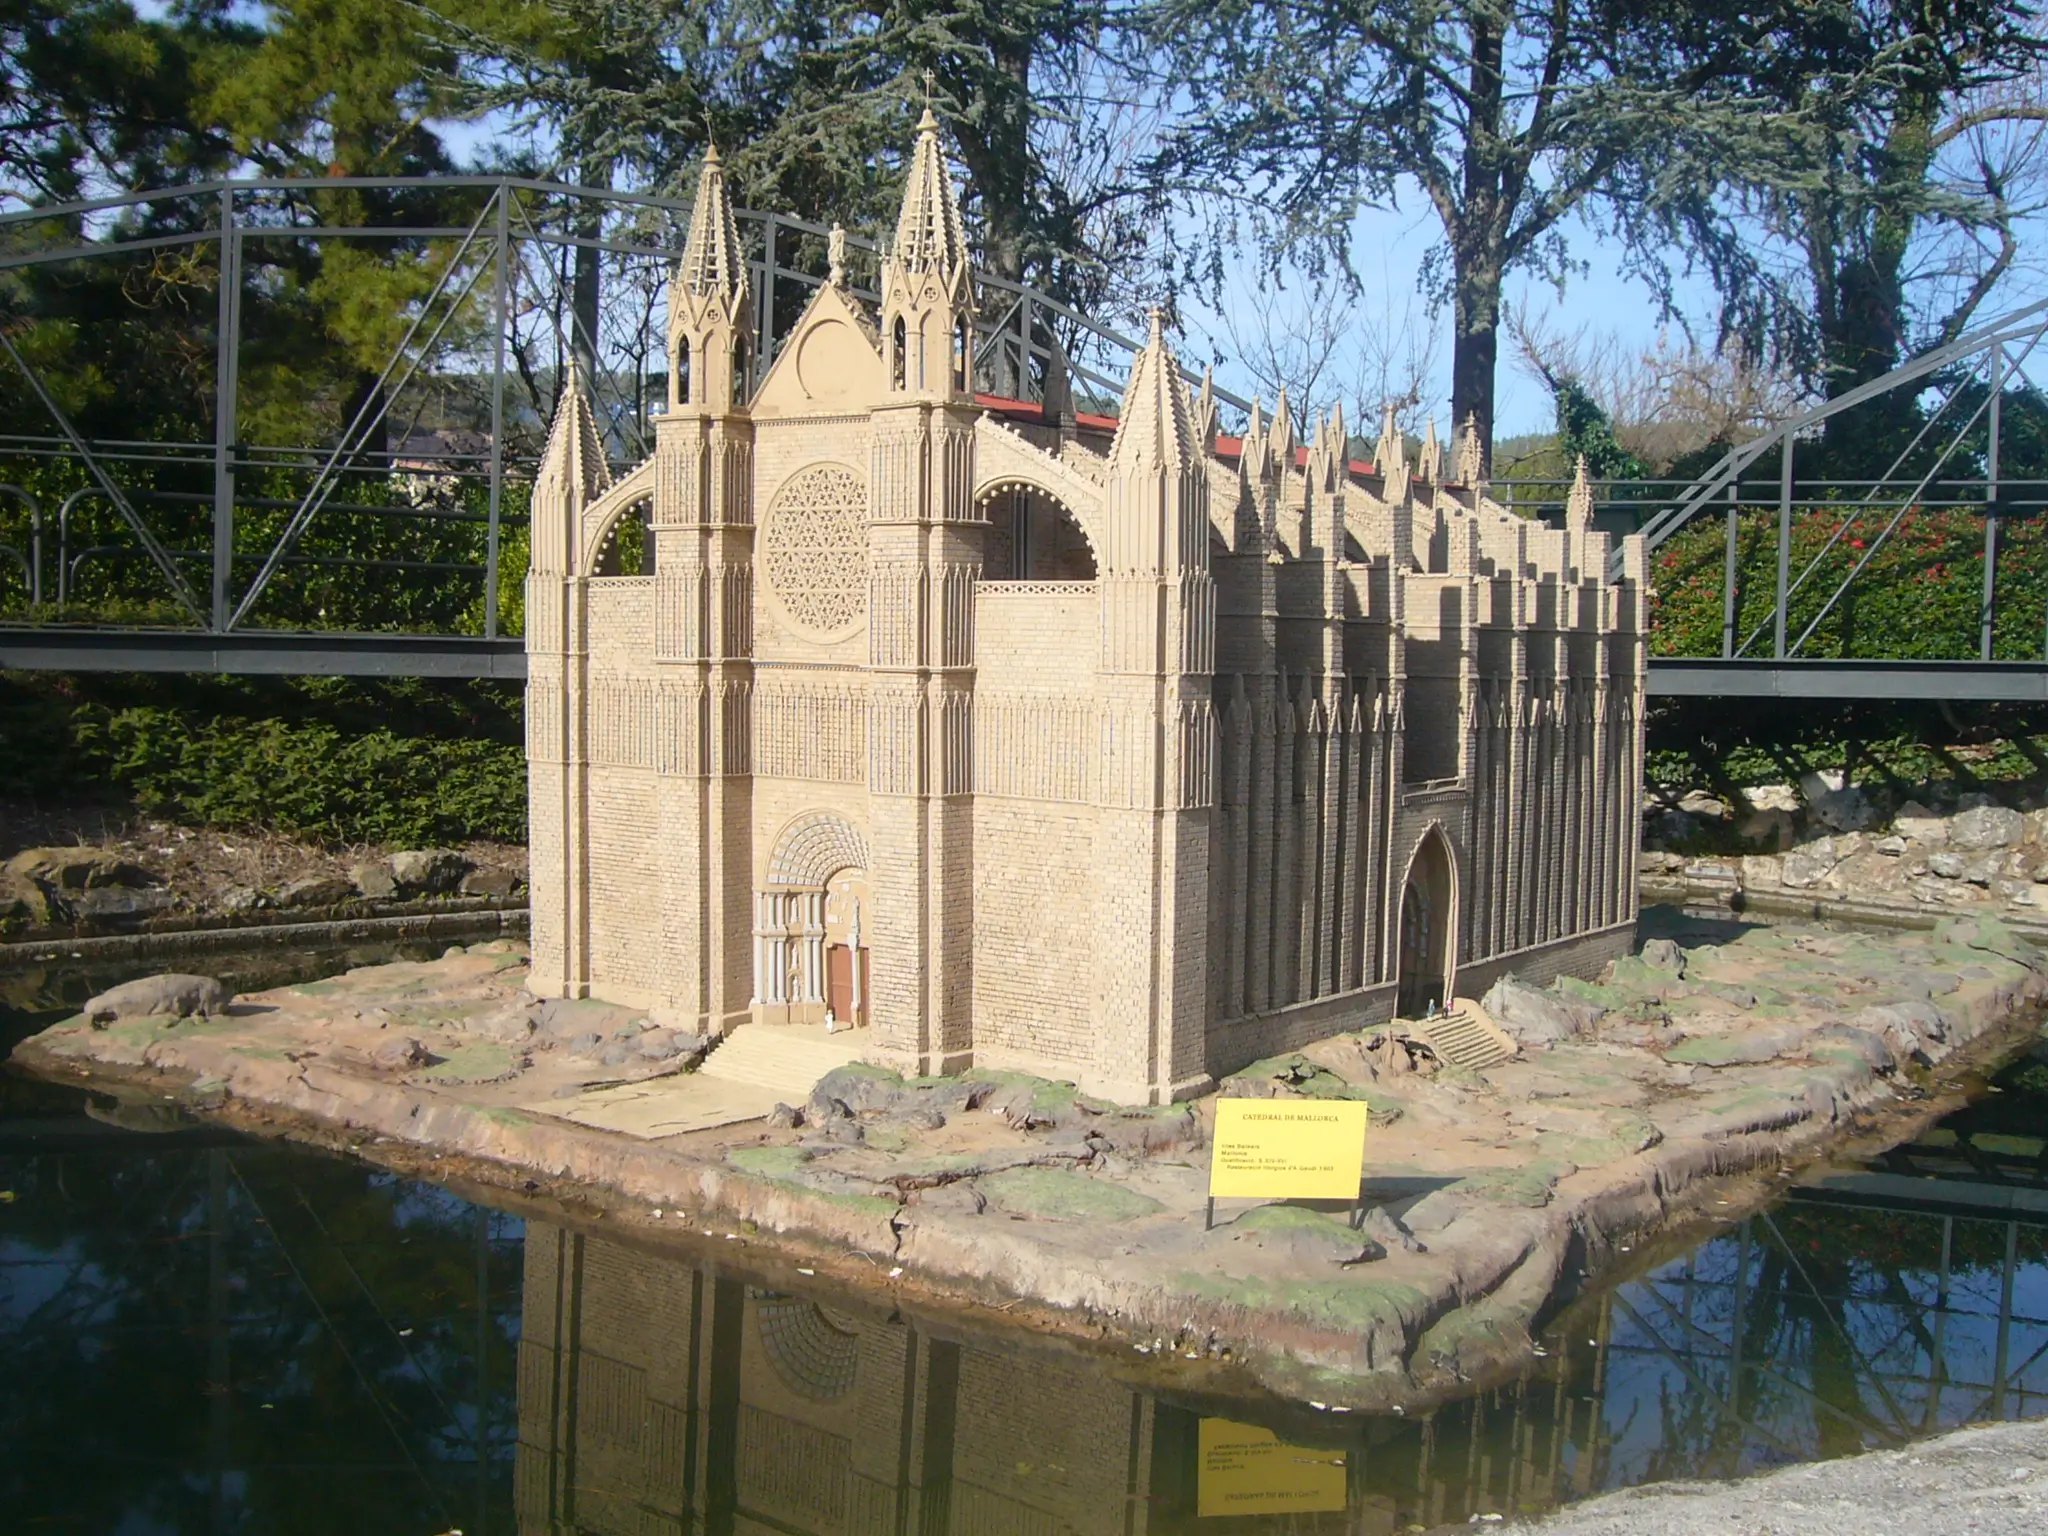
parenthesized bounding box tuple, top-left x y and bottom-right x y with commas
(728, 1145, 812, 1179)
(1449, 1159, 1575, 1208)
(418, 1042, 516, 1084)
(1175, 1270, 1430, 1340)
(978, 1166, 1164, 1222)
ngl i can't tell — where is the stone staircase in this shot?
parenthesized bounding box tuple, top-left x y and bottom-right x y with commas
(1410, 997, 1519, 1071)
(696, 1025, 864, 1092)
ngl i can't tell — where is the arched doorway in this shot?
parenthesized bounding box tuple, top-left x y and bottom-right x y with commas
(1396, 829, 1456, 1018)
(821, 867, 870, 1030)
(756, 812, 871, 1027)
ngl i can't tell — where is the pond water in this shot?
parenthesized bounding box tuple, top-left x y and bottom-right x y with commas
(3, 933, 2046, 1533)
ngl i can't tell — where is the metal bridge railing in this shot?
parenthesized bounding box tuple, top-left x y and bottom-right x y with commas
(0, 174, 1243, 649)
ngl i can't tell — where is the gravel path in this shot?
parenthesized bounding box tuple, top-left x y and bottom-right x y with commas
(1512, 1418, 2048, 1535)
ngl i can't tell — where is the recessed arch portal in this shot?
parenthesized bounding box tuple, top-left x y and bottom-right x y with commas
(756, 812, 872, 1026)
(1396, 826, 1458, 1018)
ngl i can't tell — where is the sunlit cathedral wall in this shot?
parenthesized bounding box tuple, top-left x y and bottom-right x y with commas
(523, 114, 1648, 1106)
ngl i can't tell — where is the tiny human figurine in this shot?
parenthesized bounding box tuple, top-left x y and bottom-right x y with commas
(827, 222, 847, 288)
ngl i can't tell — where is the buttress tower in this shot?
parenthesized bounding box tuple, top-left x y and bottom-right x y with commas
(526, 360, 611, 998)
(653, 144, 757, 1034)
(866, 109, 983, 1075)
(1091, 312, 1217, 1102)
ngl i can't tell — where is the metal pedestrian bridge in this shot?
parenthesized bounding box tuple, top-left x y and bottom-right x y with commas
(2, 174, 2042, 698)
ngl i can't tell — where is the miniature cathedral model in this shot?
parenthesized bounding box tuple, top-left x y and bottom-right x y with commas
(526, 114, 1650, 1105)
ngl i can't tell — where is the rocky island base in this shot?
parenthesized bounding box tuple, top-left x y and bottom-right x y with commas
(11, 912, 2044, 1409)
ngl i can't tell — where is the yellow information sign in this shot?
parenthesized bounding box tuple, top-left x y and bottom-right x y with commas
(1197, 1417, 1347, 1517)
(1208, 1097, 1368, 1201)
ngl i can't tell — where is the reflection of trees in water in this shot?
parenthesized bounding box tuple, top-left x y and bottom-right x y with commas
(1593, 1202, 2048, 1496)
(8, 1130, 2044, 1533)
(0, 1141, 521, 1532)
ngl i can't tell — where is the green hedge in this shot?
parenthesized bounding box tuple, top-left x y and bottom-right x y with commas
(1651, 504, 2048, 661)
(0, 672, 526, 846)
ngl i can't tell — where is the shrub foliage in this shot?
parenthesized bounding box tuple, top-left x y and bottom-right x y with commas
(1, 672, 526, 846)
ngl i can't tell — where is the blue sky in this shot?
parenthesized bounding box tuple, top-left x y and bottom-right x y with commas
(433, 104, 1720, 438)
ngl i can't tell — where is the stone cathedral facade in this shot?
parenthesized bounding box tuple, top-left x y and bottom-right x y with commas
(525, 115, 1650, 1106)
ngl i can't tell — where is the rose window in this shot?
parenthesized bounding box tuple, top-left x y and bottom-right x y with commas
(762, 463, 868, 633)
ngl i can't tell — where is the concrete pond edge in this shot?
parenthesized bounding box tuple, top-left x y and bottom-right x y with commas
(0, 904, 529, 963)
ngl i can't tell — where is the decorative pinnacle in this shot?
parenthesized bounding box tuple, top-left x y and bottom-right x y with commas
(1110, 305, 1198, 471)
(891, 102, 971, 283)
(1566, 453, 1595, 529)
(679, 142, 745, 303)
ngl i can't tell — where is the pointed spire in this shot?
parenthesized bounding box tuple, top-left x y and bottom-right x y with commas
(1328, 399, 1347, 460)
(893, 106, 972, 287)
(1243, 394, 1267, 466)
(532, 356, 612, 575)
(1271, 387, 1296, 470)
(1375, 402, 1406, 476)
(1109, 308, 1200, 472)
(679, 144, 745, 309)
(1454, 411, 1487, 488)
(1193, 365, 1220, 450)
(1566, 453, 1595, 530)
(545, 356, 611, 504)
(1417, 416, 1443, 483)
(1238, 394, 1271, 494)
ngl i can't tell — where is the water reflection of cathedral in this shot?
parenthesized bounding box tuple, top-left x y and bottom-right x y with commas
(512, 1222, 1618, 1535)
(513, 1202, 2048, 1533)
(516, 1224, 1169, 1535)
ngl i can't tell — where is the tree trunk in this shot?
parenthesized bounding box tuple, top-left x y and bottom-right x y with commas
(1818, 89, 1936, 463)
(1450, 249, 1501, 477)
(944, 37, 1034, 394)
(571, 154, 613, 388)
(1449, 14, 1505, 476)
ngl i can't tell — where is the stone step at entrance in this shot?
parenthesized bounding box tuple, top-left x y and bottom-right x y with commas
(696, 1025, 865, 1092)
(523, 1025, 864, 1141)
(1410, 998, 1518, 1071)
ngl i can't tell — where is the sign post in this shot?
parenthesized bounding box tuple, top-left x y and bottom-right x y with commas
(1206, 1098, 1369, 1230)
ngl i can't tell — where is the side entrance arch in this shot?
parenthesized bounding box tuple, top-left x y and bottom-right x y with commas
(756, 812, 871, 1027)
(1396, 828, 1457, 1018)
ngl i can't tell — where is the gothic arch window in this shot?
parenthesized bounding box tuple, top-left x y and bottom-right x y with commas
(677, 336, 692, 405)
(983, 484, 1097, 580)
(730, 335, 749, 404)
(954, 316, 971, 392)
(891, 318, 907, 390)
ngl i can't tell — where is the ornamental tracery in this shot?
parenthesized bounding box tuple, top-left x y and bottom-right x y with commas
(761, 462, 868, 633)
